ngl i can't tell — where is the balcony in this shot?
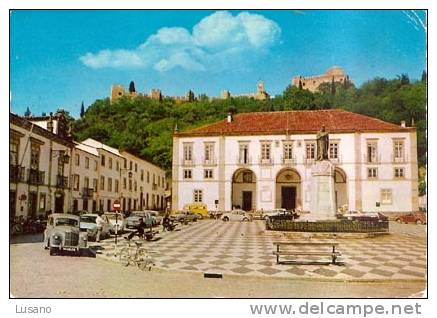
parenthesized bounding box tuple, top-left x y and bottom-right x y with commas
(328, 154, 342, 165)
(236, 155, 252, 165)
(56, 175, 69, 188)
(82, 187, 94, 198)
(363, 154, 381, 164)
(259, 157, 273, 165)
(10, 165, 25, 182)
(203, 157, 217, 166)
(181, 159, 195, 166)
(281, 156, 297, 166)
(391, 154, 408, 163)
(27, 169, 45, 185)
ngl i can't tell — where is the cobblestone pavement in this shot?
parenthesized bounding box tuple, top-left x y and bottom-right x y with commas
(91, 220, 427, 281)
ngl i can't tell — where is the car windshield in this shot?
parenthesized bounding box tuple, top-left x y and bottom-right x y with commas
(80, 216, 97, 223)
(55, 218, 78, 227)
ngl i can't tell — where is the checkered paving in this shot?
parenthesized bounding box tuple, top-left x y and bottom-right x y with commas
(90, 220, 426, 281)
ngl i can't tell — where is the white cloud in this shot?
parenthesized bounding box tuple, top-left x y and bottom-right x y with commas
(80, 11, 281, 72)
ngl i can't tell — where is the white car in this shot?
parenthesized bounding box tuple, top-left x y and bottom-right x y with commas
(261, 208, 286, 220)
(104, 212, 126, 234)
(221, 210, 253, 222)
(79, 214, 111, 241)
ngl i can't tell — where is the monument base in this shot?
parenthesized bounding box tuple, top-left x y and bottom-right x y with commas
(309, 160, 337, 220)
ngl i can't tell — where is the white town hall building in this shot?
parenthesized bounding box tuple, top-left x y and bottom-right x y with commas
(172, 109, 419, 214)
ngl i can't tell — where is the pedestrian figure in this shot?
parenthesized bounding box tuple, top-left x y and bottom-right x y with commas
(126, 218, 147, 240)
(95, 212, 105, 242)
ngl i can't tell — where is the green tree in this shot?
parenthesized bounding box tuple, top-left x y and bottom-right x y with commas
(80, 101, 85, 118)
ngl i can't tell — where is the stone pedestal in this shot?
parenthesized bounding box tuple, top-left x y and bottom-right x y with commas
(308, 160, 336, 220)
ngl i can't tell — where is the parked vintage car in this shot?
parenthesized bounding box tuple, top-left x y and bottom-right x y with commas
(183, 203, 209, 219)
(170, 211, 199, 224)
(339, 212, 388, 222)
(43, 213, 88, 256)
(221, 210, 253, 222)
(104, 212, 126, 234)
(396, 212, 426, 224)
(125, 211, 157, 229)
(261, 208, 287, 220)
(80, 214, 111, 241)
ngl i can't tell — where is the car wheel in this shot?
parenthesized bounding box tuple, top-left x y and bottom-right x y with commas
(416, 219, 423, 225)
(223, 217, 229, 222)
(396, 218, 402, 223)
(49, 246, 58, 256)
(243, 217, 249, 222)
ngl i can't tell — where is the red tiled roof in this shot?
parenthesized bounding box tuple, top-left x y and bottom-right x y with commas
(176, 109, 413, 137)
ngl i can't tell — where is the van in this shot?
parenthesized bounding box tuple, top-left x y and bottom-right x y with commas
(183, 203, 209, 219)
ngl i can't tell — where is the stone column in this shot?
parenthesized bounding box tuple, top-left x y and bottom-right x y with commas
(309, 160, 336, 220)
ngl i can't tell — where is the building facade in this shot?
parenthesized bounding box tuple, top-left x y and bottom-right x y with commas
(172, 109, 419, 214)
(10, 114, 73, 218)
(10, 114, 167, 218)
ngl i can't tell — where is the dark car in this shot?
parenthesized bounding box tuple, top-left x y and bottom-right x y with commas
(396, 212, 426, 224)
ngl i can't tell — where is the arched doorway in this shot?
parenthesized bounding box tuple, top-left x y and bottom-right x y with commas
(232, 168, 256, 211)
(334, 168, 348, 210)
(276, 168, 301, 210)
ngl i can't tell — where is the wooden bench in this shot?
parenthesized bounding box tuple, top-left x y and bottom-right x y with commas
(273, 242, 341, 265)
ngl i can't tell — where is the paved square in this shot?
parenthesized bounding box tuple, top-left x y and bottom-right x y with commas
(91, 220, 426, 281)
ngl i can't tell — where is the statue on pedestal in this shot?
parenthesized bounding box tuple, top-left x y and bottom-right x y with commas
(316, 125, 329, 161)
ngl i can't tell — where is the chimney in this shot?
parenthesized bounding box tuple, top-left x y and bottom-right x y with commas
(400, 120, 406, 128)
(227, 112, 233, 123)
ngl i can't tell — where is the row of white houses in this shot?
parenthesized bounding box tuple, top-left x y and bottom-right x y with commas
(10, 112, 167, 219)
(172, 109, 419, 214)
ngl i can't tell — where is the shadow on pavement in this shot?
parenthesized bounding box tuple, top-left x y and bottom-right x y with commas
(10, 233, 44, 245)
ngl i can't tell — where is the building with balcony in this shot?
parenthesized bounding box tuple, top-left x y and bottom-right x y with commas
(10, 113, 73, 218)
(172, 109, 419, 213)
(120, 151, 167, 212)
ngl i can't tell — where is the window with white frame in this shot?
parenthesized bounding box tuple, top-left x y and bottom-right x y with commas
(73, 174, 80, 191)
(381, 189, 392, 205)
(239, 143, 249, 163)
(183, 169, 192, 179)
(394, 167, 405, 178)
(115, 180, 119, 193)
(108, 178, 112, 192)
(283, 142, 293, 160)
(393, 140, 405, 160)
(261, 142, 271, 160)
(183, 143, 193, 161)
(75, 154, 80, 166)
(84, 177, 89, 189)
(100, 176, 105, 190)
(93, 178, 98, 192)
(204, 169, 213, 179)
(85, 157, 89, 169)
(367, 141, 378, 163)
(329, 142, 339, 159)
(305, 142, 315, 159)
(193, 189, 203, 203)
(109, 157, 112, 169)
(204, 143, 214, 163)
(367, 168, 378, 179)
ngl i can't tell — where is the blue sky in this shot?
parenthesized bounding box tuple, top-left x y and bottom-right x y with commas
(10, 10, 426, 118)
